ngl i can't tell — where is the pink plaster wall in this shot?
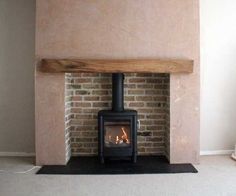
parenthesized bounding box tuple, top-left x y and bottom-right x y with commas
(35, 72, 66, 165)
(36, 0, 199, 164)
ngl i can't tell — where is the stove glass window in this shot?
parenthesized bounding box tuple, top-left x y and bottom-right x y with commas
(104, 121, 131, 147)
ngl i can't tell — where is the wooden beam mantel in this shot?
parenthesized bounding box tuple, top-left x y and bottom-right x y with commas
(39, 59, 193, 73)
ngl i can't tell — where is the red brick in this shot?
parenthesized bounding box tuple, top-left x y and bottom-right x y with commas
(83, 108, 99, 113)
(146, 114, 164, 119)
(124, 84, 136, 88)
(138, 114, 145, 119)
(71, 96, 82, 101)
(137, 84, 153, 89)
(140, 120, 153, 125)
(74, 102, 91, 107)
(146, 137, 163, 142)
(68, 84, 81, 89)
(154, 84, 168, 89)
(146, 125, 164, 131)
(153, 120, 166, 125)
(101, 84, 112, 89)
(124, 96, 135, 101)
(153, 96, 166, 102)
(153, 108, 166, 113)
(75, 90, 90, 95)
(137, 136, 146, 142)
(83, 143, 97, 148)
(146, 78, 163, 83)
(70, 119, 83, 125)
(71, 143, 83, 148)
(145, 89, 160, 95)
(138, 108, 153, 113)
(71, 108, 83, 113)
(138, 143, 153, 147)
(81, 132, 97, 137)
(84, 96, 100, 101)
(93, 78, 110, 83)
(129, 102, 144, 107)
(74, 125, 96, 131)
(92, 90, 109, 95)
(75, 114, 93, 119)
(74, 78, 92, 83)
(128, 78, 146, 83)
(82, 84, 100, 89)
(128, 90, 145, 95)
(146, 102, 162, 107)
(136, 96, 152, 101)
(92, 102, 109, 107)
(101, 96, 111, 101)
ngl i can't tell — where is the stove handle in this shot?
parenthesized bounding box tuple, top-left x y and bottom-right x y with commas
(137, 120, 141, 130)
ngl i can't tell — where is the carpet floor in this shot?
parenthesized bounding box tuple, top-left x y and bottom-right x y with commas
(0, 155, 236, 196)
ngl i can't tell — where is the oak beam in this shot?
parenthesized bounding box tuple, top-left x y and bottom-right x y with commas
(39, 59, 193, 73)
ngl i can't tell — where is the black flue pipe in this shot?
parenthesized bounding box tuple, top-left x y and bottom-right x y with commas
(112, 73, 124, 112)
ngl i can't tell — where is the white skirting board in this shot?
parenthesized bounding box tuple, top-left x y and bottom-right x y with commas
(200, 150, 234, 155)
(0, 152, 35, 157)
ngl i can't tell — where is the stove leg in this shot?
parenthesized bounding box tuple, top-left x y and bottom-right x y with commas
(100, 156, 104, 164)
(132, 155, 137, 163)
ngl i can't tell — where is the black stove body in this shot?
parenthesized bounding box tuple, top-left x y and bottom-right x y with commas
(98, 73, 137, 163)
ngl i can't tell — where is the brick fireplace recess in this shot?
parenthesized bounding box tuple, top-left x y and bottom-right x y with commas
(35, 0, 200, 166)
(66, 71, 170, 159)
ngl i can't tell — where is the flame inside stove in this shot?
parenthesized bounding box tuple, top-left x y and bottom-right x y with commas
(114, 127, 130, 145)
(121, 127, 129, 144)
(105, 126, 130, 146)
(115, 135, 119, 144)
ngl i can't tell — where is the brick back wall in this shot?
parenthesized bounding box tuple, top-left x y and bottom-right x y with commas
(65, 73, 170, 156)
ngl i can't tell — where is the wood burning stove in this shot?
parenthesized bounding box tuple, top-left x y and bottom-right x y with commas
(98, 73, 137, 163)
(98, 110, 137, 163)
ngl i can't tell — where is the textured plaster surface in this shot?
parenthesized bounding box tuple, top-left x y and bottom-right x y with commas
(35, 72, 66, 165)
(36, 0, 200, 164)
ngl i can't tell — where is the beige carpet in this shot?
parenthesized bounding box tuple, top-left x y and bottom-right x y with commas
(0, 155, 235, 196)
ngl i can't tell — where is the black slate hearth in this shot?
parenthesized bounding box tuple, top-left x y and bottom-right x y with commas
(36, 156, 197, 175)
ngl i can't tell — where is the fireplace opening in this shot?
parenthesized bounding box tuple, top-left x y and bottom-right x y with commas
(98, 73, 138, 163)
(66, 72, 170, 163)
